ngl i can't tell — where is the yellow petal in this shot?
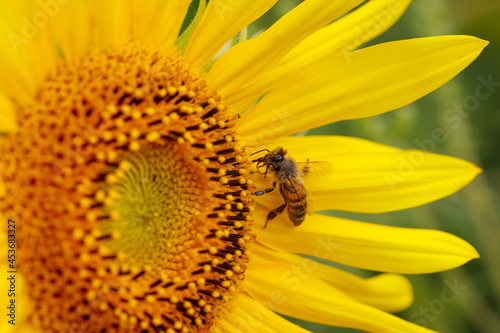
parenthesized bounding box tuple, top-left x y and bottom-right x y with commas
(0, 1, 58, 102)
(221, 292, 312, 333)
(251, 136, 482, 213)
(0, 93, 18, 133)
(52, 0, 89, 64)
(245, 251, 436, 333)
(226, 0, 412, 114)
(238, 36, 488, 143)
(88, 0, 132, 51)
(208, 0, 363, 97)
(183, 0, 278, 69)
(253, 244, 413, 313)
(131, 0, 192, 47)
(254, 207, 479, 273)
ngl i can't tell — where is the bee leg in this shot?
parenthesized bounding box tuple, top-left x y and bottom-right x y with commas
(254, 181, 276, 196)
(263, 185, 288, 228)
(264, 203, 287, 228)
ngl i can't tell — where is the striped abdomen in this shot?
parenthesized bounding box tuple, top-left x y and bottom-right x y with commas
(283, 180, 307, 226)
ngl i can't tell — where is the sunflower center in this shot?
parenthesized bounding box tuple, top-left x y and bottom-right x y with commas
(102, 143, 213, 273)
(0, 43, 254, 332)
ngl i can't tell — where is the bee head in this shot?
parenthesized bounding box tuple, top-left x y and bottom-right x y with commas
(251, 147, 288, 178)
(266, 147, 286, 167)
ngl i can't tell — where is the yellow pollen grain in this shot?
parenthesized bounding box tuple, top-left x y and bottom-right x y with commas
(72, 228, 84, 240)
(86, 211, 97, 222)
(161, 116, 171, 125)
(80, 252, 91, 263)
(204, 305, 212, 313)
(88, 134, 99, 144)
(169, 112, 180, 121)
(204, 142, 213, 150)
(102, 131, 113, 141)
(133, 89, 144, 98)
(225, 194, 234, 201)
(152, 316, 162, 326)
(107, 150, 118, 163)
(221, 281, 231, 288)
(199, 123, 208, 130)
(105, 173, 118, 184)
(72, 136, 83, 146)
(78, 268, 90, 278)
(129, 128, 141, 139)
(203, 265, 211, 273)
(146, 132, 160, 142)
(145, 107, 155, 115)
(187, 90, 196, 98)
(86, 290, 97, 301)
(99, 303, 109, 311)
(178, 86, 188, 96)
(106, 104, 118, 114)
(129, 141, 140, 152)
(116, 133, 128, 146)
(167, 86, 177, 95)
(96, 151, 106, 161)
(131, 110, 143, 119)
(121, 105, 131, 115)
(115, 118, 125, 127)
(158, 88, 167, 97)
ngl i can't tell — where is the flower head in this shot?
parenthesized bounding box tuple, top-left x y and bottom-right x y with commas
(0, 1, 487, 332)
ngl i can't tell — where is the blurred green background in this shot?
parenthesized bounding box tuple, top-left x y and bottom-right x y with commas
(248, 0, 500, 332)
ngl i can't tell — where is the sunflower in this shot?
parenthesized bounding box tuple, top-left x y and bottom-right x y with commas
(0, 0, 487, 332)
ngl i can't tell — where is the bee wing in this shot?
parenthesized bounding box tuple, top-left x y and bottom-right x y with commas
(286, 177, 313, 216)
(297, 160, 332, 177)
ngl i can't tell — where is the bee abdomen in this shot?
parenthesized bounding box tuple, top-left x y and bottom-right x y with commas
(288, 209, 306, 226)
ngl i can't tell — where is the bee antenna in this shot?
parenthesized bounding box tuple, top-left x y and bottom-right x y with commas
(250, 148, 270, 156)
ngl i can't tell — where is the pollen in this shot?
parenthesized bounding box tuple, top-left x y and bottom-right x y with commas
(0, 43, 254, 332)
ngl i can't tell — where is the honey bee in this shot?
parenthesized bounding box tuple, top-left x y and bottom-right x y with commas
(251, 147, 331, 227)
